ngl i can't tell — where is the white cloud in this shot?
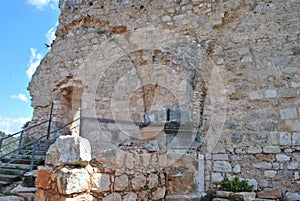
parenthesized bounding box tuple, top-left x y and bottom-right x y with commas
(26, 48, 42, 79)
(0, 116, 31, 134)
(27, 0, 59, 10)
(10, 94, 28, 102)
(45, 26, 56, 45)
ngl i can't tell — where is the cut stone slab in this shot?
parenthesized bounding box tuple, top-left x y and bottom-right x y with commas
(11, 185, 36, 193)
(213, 199, 230, 201)
(257, 188, 281, 199)
(46, 136, 91, 166)
(234, 192, 256, 201)
(216, 191, 256, 201)
(0, 196, 25, 201)
(285, 192, 300, 201)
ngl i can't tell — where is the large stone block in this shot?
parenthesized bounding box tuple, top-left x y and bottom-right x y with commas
(131, 174, 147, 190)
(213, 161, 232, 173)
(36, 167, 52, 189)
(114, 174, 129, 191)
(103, 193, 122, 201)
(46, 136, 91, 166)
(91, 173, 111, 192)
(263, 146, 281, 153)
(257, 188, 281, 199)
(292, 132, 300, 146)
(55, 167, 90, 195)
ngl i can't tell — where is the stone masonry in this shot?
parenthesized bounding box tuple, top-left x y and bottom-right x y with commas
(30, 0, 300, 200)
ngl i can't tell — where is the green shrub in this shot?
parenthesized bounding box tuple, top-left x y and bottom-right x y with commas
(219, 177, 253, 192)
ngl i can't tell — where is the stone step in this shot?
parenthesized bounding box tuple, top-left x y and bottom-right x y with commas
(18, 150, 47, 156)
(1, 157, 44, 165)
(0, 173, 21, 182)
(2, 163, 32, 170)
(0, 168, 25, 175)
(165, 194, 202, 201)
(9, 154, 46, 161)
(0, 180, 9, 186)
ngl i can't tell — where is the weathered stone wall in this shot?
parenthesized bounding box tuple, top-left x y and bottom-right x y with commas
(30, 0, 300, 198)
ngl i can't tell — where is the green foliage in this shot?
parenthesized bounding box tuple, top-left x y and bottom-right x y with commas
(88, 2, 93, 6)
(3, 192, 16, 196)
(144, 184, 149, 191)
(200, 189, 216, 201)
(154, 166, 159, 174)
(97, 30, 106, 35)
(22, 121, 30, 130)
(219, 177, 253, 192)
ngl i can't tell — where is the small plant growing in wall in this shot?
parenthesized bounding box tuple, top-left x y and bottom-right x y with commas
(144, 184, 149, 191)
(219, 177, 253, 192)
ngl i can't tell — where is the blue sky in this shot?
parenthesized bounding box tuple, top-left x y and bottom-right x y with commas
(0, 0, 60, 134)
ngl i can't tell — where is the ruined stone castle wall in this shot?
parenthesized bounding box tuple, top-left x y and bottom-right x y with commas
(30, 0, 300, 198)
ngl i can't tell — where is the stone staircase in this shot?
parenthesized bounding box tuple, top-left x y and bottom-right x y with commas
(0, 140, 52, 187)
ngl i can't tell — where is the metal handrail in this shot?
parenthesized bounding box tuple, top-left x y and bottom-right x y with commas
(0, 120, 49, 140)
(0, 118, 80, 170)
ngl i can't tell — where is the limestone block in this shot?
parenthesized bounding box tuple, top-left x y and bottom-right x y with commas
(247, 178, 257, 191)
(123, 192, 138, 201)
(257, 188, 281, 199)
(279, 132, 291, 146)
(152, 187, 166, 200)
(114, 174, 129, 191)
(258, 179, 269, 188)
(148, 173, 159, 189)
(213, 199, 229, 201)
(249, 91, 263, 100)
(103, 193, 122, 201)
(263, 146, 281, 154)
(46, 136, 91, 166)
(247, 146, 262, 154)
(280, 108, 297, 120)
(279, 89, 297, 98)
(264, 170, 276, 178)
(287, 162, 299, 170)
(65, 194, 96, 201)
(275, 154, 290, 162)
(36, 168, 52, 189)
(286, 120, 300, 132)
(11, 185, 36, 193)
(0, 196, 25, 201)
(131, 173, 147, 190)
(213, 161, 232, 173)
(285, 192, 300, 201)
(91, 173, 111, 192)
(234, 192, 256, 201)
(212, 172, 223, 183)
(56, 168, 90, 195)
(213, 154, 229, 160)
(292, 132, 300, 146)
(265, 89, 277, 98)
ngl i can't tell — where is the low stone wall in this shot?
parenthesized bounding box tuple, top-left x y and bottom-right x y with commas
(35, 136, 168, 201)
(35, 166, 166, 201)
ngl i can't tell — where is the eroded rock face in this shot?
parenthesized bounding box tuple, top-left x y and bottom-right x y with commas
(46, 136, 91, 166)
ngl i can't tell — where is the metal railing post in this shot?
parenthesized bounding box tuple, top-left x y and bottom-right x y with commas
(47, 102, 54, 140)
(30, 140, 37, 172)
(18, 130, 24, 149)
